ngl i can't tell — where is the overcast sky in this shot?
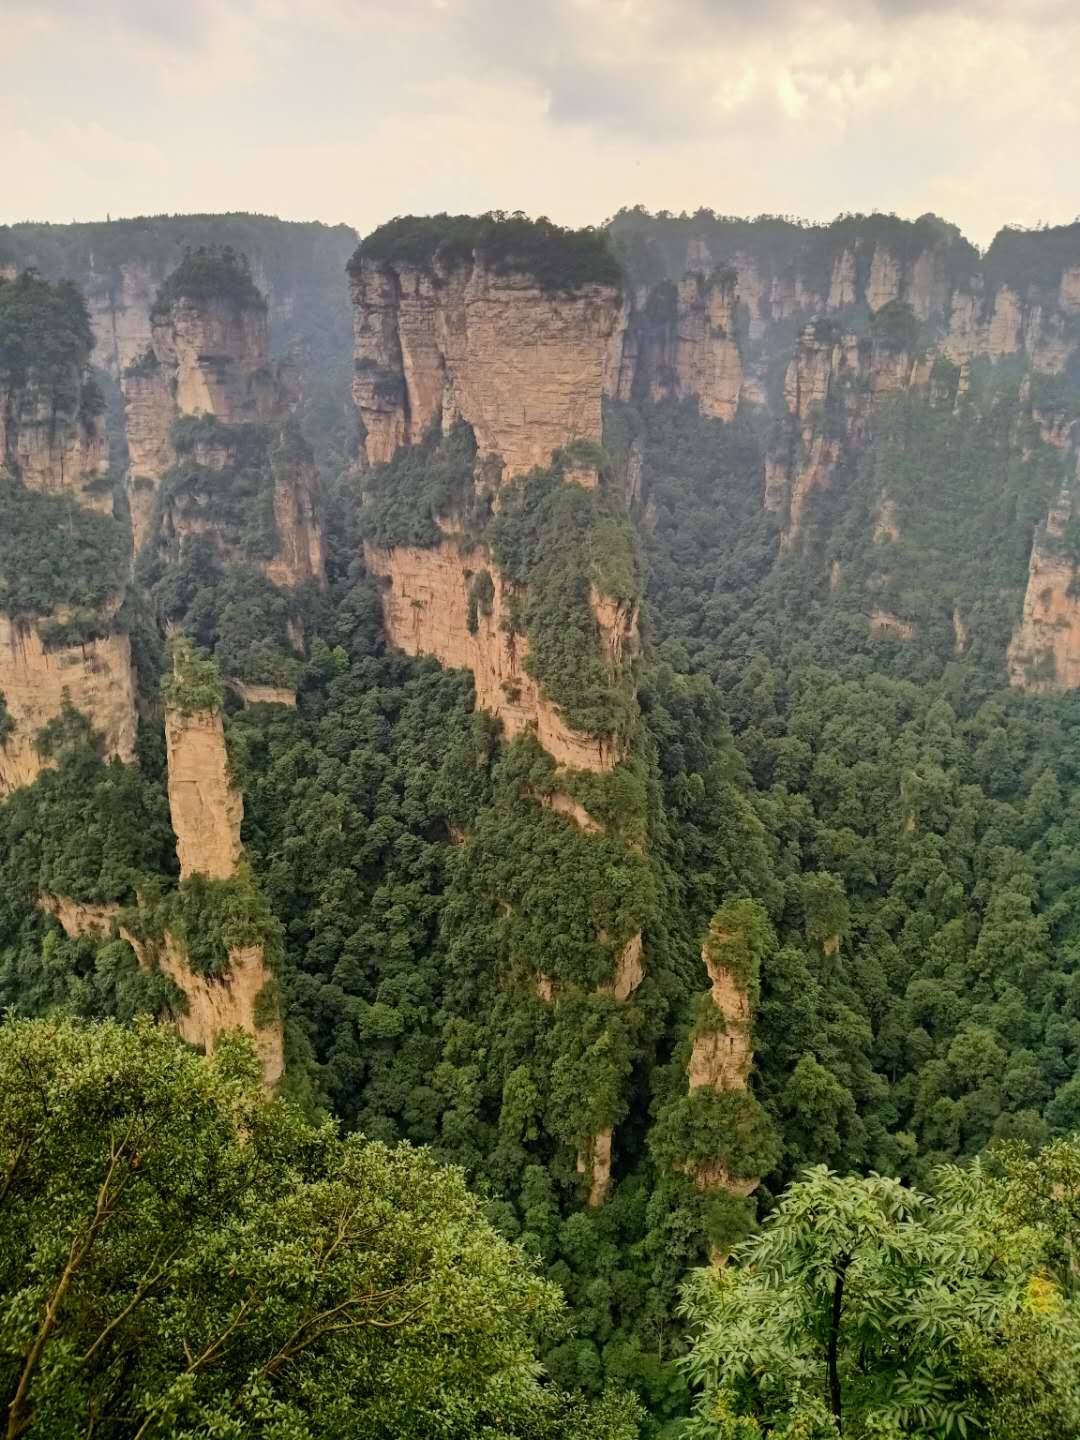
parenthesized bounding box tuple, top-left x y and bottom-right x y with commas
(5, 0, 1078, 246)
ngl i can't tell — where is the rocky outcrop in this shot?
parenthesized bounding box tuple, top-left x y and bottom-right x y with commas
(870, 610, 916, 640)
(228, 681, 297, 707)
(684, 927, 760, 1200)
(0, 389, 111, 514)
(165, 705, 244, 881)
(151, 296, 278, 424)
(535, 789, 601, 833)
(122, 358, 176, 552)
(123, 260, 324, 589)
(86, 259, 161, 375)
(351, 258, 622, 478)
(576, 1129, 613, 1209)
(687, 941, 753, 1097)
(611, 270, 743, 420)
(597, 931, 645, 1002)
(365, 539, 623, 771)
(1008, 486, 1080, 691)
(766, 321, 922, 544)
(36, 893, 283, 1089)
(263, 445, 325, 588)
(945, 285, 1079, 373)
(147, 932, 283, 1089)
(37, 893, 121, 939)
(0, 618, 136, 796)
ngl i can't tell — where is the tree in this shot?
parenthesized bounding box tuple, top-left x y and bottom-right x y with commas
(679, 1163, 1080, 1438)
(0, 1017, 641, 1440)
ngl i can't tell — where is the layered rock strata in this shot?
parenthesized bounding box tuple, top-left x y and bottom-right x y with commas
(165, 704, 244, 881)
(0, 278, 137, 793)
(684, 931, 759, 1201)
(765, 321, 923, 545)
(122, 258, 324, 590)
(1008, 480, 1080, 691)
(610, 269, 743, 420)
(364, 539, 630, 772)
(0, 618, 137, 795)
(351, 257, 622, 478)
(36, 892, 283, 1088)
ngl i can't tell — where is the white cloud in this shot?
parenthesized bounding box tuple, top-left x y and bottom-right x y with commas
(2, 0, 1079, 245)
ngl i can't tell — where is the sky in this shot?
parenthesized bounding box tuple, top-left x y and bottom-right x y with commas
(5, 0, 1079, 247)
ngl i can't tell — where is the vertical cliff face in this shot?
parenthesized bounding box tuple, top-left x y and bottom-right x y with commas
(353, 219, 645, 1205)
(1008, 478, 1080, 691)
(764, 317, 922, 545)
(123, 248, 324, 590)
(675, 908, 773, 1211)
(0, 617, 137, 796)
(0, 272, 137, 794)
(151, 295, 278, 423)
(364, 538, 629, 772)
(611, 269, 743, 421)
(353, 224, 634, 772)
(156, 644, 283, 1086)
(148, 932, 283, 1089)
(352, 256, 621, 478)
(165, 705, 244, 881)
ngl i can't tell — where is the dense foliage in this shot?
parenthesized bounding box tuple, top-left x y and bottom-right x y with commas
(0, 269, 94, 413)
(681, 1160, 1080, 1438)
(149, 244, 266, 318)
(607, 208, 978, 300)
(0, 474, 127, 620)
(8, 215, 1080, 1434)
(0, 1017, 642, 1439)
(353, 211, 623, 294)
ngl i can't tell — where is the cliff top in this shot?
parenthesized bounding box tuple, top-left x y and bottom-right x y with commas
(351, 211, 622, 295)
(607, 206, 979, 289)
(0, 270, 95, 396)
(0, 214, 358, 289)
(151, 246, 267, 320)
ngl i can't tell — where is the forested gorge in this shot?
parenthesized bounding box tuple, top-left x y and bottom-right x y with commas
(3, 208, 1080, 1434)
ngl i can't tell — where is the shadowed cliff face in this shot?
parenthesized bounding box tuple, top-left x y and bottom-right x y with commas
(123, 253, 324, 596)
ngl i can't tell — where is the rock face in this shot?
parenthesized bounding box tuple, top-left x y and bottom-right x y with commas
(86, 259, 161, 375)
(612, 269, 743, 420)
(158, 681, 283, 1086)
(165, 706, 244, 881)
(365, 539, 627, 771)
(351, 258, 622, 477)
(0, 618, 137, 796)
(576, 1130, 613, 1209)
(765, 322, 922, 545)
(0, 382, 111, 513)
(123, 259, 324, 589)
(0, 276, 137, 794)
(147, 933, 283, 1089)
(685, 929, 760, 1201)
(36, 892, 283, 1089)
(1008, 484, 1080, 691)
(152, 296, 278, 423)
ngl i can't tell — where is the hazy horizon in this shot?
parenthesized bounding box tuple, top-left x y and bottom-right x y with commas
(7, 0, 1080, 249)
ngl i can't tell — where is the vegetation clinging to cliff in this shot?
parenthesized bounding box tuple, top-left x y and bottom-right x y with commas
(0, 269, 94, 413)
(360, 420, 480, 548)
(0, 474, 127, 619)
(150, 243, 267, 319)
(353, 211, 623, 295)
(488, 451, 641, 742)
